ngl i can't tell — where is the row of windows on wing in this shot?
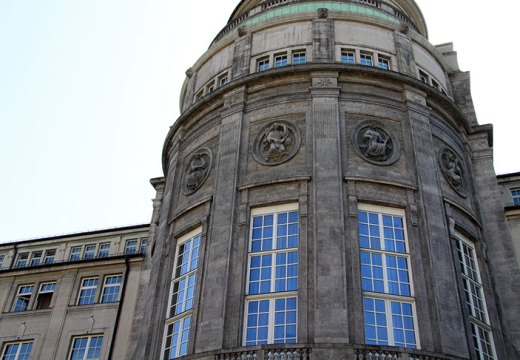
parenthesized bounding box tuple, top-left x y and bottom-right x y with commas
(10, 274, 123, 313)
(161, 203, 497, 360)
(0, 238, 148, 270)
(192, 47, 449, 103)
(511, 188, 520, 206)
(1, 335, 103, 360)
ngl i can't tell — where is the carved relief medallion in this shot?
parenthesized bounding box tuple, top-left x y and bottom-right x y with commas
(183, 148, 212, 195)
(353, 121, 400, 165)
(253, 121, 301, 166)
(439, 148, 467, 197)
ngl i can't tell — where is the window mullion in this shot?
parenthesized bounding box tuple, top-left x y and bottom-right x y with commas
(386, 300, 395, 346)
(269, 298, 275, 344)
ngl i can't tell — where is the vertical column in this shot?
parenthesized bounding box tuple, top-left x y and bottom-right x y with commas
(312, 10, 334, 63)
(231, 31, 252, 80)
(469, 130, 520, 357)
(394, 31, 417, 77)
(133, 147, 180, 360)
(194, 87, 246, 352)
(404, 88, 469, 357)
(309, 72, 349, 343)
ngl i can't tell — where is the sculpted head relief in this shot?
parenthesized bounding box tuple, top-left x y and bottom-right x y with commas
(253, 121, 301, 166)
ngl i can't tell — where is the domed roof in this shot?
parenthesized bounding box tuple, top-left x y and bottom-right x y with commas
(227, 0, 428, 38)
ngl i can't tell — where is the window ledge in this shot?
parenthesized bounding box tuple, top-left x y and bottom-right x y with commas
(1, 308, 52, 318)
(67, 302, 119, 313)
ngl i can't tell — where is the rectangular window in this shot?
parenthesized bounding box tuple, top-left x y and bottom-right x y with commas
(35, 282, 56, 310)
(512, 189, 520, 206)
(30, 251, 42, 266)
(195, 89, 204, 101)
(83, 245, 96, 260)
(419, 70, 430, 84)
(12, 285, 33, 312)
(274, 53, 288, 68)
(244, 204, 299, 346)
(44, 249, 56, 264)
(257, 57, 270, 72)
(1, 341, 33, 360)
(206, 83, 215, 94)
(101, 275, 122, 303)
(431, 79, 440, 90)
(78, 278, 99, 305)
(218, 73, 228, 87)
(97, 243, 110, 258)
(69, 335, 103, 360)
(163, 229, 201, 359)
(125, 240, 138, 254)
(0, 255, 4, 268)
(140, 238, 149, 254)
(455, 234, 496, 359)
(70, 247, 82, 261)
(378, 56, 390, 70)
(15, 253, 28, 268)
(360, 52, 373, 66)
(358, 205, 418, 349)
(292, 51, 306, 65)
(341, 50, 355, 64)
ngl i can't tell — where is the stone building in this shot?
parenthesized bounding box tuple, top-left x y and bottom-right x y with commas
(497, 172, 520, 268)
(133, 0, 520, 359)
(0, 225, 149, 359)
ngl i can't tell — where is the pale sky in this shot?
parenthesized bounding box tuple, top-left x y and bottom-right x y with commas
(0, 0, 518, 242)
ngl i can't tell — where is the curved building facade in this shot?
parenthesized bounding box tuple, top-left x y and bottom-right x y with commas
(134, 1, 520, 359)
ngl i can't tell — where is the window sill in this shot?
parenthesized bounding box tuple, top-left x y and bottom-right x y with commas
(67, 302, 119, 313)
(1, 308, 52, 318)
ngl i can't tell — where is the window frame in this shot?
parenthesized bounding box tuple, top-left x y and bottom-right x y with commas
(291, 51, 306, 65)
(357, 203, 420, 349)
(243, 203, 299, 346)
(257, 57, 270, 72)
(511, 188, 520, 206)
(360, 52, 374, 66)
(1, 340, 33, 360)
(377, 55, 391, 70)
(100, 275, 123, 303)
(30, 251, 42, 266)
(84, 244, 96, 259)
(44, 249, 56, 264)
(140, 238, 148, 254)
(162, 227, 202, 360)
(35, 282, 56, 310)
(218, 73, 229, 87)
(125, 239, 138, 254)
(68, 335, 104, 360)
(97, 243, 110, 258)
(12, 284, 34, 312)
(454, 232, 497, 360)
(0, 254, 4, 268)
(77, 277, 99, 305)
(70, 246, 82, 261)
(15, 253, 28, 268)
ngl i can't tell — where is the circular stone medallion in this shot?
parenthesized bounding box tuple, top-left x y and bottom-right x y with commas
(352, 121, 400, 166)
(183, 148, 212, 195)
(253, 121, 301, 166)
(439, 148, 467, 198)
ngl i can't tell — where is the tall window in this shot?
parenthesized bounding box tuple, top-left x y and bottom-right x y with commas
(1, 341, 33, 360)
(30, 251, 42, 266)
(244, 204, 299, 346)
(358, 204, 418, 349)
(163, 228, 201, 359)
(12, 285, 33, 312)
(454, 233, 496, 360)
(378, 56, 390, 70)
(101, 275, 122, 303)
(69, 335, 103, 360)
(140, 238, 149, 254)
(292, 51, 306, 65)
(512, 188, 520, 206)
(78, 278, 99, 305)
(35, 282, 56, 310)
(0, 255, 4, 268)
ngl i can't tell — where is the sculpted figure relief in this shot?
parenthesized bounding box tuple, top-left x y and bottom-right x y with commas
(439, 148, 466, 197)
(184, 148, 212, 194)
(353, 122, 399, 165)
(253, 121, 301, 166)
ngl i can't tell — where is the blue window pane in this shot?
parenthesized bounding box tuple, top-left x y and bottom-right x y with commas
(288, 236, 298, 248)
(274, 326, 284, 339)
(260, 281, 270, 293)
(369, 213, 379, 224)
(258, 327, 268, 340)
(248, 301, 258, 313)
(252, 228, 262, 239)
(264, 215, 273, 226)
(247, 328, 257, 341)
(288, 224, 298, 235)
(250, 269, 260, 281)
(263, 226, 273, 239)
(391, 302, 401, 314)
(277, 225, 287, 236)
(375, 299, 385, 312)
(259, 300, 270, 312)
(287, 278, 298, 290)
(374, 281, 384, 293)
(287, 297, 297, 309)
(278, 213, 287, 224)
(259, 314, 269, 326)
(359, 223, 369, 236)
(288, 212, 298, 223)
(393, 217, 403, 228)
(276, 253, 286, 264)
(364, 298, 374, 311)
(275, 312, 285, 324)
(377, 328, 388, 341)
(249, 283, 260, 294)
(360, 236, 370, 248)
(358, 212, 368, 223)
(383, 216, 393, 227)
(286, 325, 296, 338)
(275, 298, 285, 311)
(370, 225, 380, 237)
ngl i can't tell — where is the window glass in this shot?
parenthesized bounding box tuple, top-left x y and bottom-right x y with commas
(512, 189, 520, 206)
(257, 58, 269, 72)
(69, 335, 103, 360)
(70, 247, 82, 261)
(164, 317, 191, 359)
(97, 243, 110, 258)
(44, 249, 56, 264)
(274, 54, 288, 68)
(101, 275, 122, 303)
(12, 285, 34, 312)
(140, 238, 148, 254)
(341, 50, 355, 64)
(125, 240, 138, 254)
(15, 253, 28, 268)
(378, 57, 390, 70)
(1, 341, 33, 360)
(35, 282, 56, 310)
(292, 51, 306, 65)
(78, 278, 99, 305)
(360, 53, 373, 66)
(84, 245, 96, 259)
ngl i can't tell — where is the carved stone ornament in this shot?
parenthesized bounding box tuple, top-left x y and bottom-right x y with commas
(317, 8, 329, 18)
(238, 26, 247, 37)
(439, 148, 467, 197)
(183, 148, 212, 195)
(352, 121, 400, 166)
(253, 121, 301, 166)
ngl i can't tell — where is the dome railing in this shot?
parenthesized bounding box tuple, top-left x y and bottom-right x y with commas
(211, 0, 420, 46)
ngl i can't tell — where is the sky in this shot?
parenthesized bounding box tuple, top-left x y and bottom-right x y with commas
(0, 0, 518, 242)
